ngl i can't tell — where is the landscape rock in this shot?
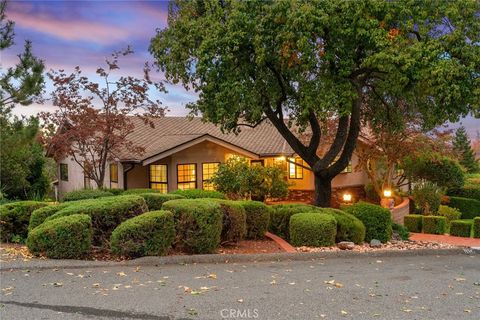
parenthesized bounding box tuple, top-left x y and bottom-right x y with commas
(370, 239, 382, 248)
(337, 241, 355, 250)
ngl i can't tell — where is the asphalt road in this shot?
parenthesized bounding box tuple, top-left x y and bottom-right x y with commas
(1, 253, 479, 320)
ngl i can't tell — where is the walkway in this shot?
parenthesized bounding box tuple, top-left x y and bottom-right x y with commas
(410, 233, 480, 247)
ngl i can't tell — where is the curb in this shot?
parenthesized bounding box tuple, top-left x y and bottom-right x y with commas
(0, 248, 471, 271)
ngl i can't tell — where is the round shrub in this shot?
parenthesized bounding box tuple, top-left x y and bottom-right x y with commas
(448, 197, 480, 219)
(269, 204, 315, 240)
(0, 201, 48, 242)
(323, 208, 366, 244)
(213, 200, 246, 243)
(289, 212, 337, 247)
(342, 202, 392, 243)
(238, 201, 270, 239)
(437, 205, 461, 224)
(404, 215, 423, 233)
(63, 189, 114, 202)
(449, 220, 472, 238)
(162, 199, 223, 254)
(138, 193, 185, 211)
(171, 189, 226, 199)
(123, 188, 162, 195)
(29, 203, 71, 231)
(110, 210, 175, 257)
(422, 216, 446, 235)
(473, 217, 480, 238)
(27, 214, 92, 259)
(45, 195, 147, 246)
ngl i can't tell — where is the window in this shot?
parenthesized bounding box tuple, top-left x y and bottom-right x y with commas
(110, 163, 118, 188)
(288, 157, 304, 179)
(342, 160, 353, 173)
(149, 164, 168, 193)
(202, 162, 219, 190)
(250, 160, 264, 167)
(60, 163, 68, 181)
(177, 163, 196, 190)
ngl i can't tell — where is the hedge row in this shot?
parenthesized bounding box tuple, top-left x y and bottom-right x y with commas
(448, 197, 480, 219)
(63, 189, 114, 202)
(171, 189, 226, 199)
(448, 186, 480, 201)
(342, 202, 392, 243)
(0, 201, 49, 242)
(238, 201, 270, 240)
(404, 215, 423, 233)
(449, 220, 472, 238)
(269, 204, 315, 240)
(422, 216, 446, 234)
(474, 217, 480, 238)
(138, 193, 185, 211)
(289, 212, 337, 247)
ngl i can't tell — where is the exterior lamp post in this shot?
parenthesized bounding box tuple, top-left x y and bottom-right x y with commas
(381, 189, 395, 209)
(342, 193, 352, 206)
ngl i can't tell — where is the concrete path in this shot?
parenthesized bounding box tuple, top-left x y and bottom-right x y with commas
(1, 252, 479, 320)
(410, 233, 480, 247)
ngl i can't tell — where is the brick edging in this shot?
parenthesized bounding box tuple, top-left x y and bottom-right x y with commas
(265, 232, 296, 253)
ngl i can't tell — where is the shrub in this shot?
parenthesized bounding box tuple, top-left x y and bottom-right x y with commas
(269, 204, 315, 240)
(110, 210, 175, 257)
(45, 195, 147, 245)
(214, 200, 246, 243)
(342, 202, 392, 243)
(108, 188, 125, 196)
(238, 201, 270, 239)
(27, 214, 92, 259)
(123, 188, 161, 195)
(392, 222, 410, 240)
(422, 216, 446, 234)
(323, 208, 366, 244)
(29, 203, 70, 231)
(63, 189, 114, 202)
(436, 205, 461, 225)
(162, 199, 223, 253)
(0, 201, 48, 242)
(171, 189, 226, 199)
(289, 212, 337, 247)
(449, 220, 472, 238)
(448, 197, 480, 219)
(138, 193, 185, 211)
(411, 182, 444, 215)
(364, 183, 381, 203)
(404, 215, 423, 233)
(448, 186, 480, 201)
(473, 217, 480, 238)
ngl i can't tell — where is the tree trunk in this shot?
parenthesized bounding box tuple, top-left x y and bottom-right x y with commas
(313, 173, 332, 207)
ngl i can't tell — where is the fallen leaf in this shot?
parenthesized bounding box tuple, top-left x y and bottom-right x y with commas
(53, 282, 63, 287)
(237, 299, 244, 303)
(117, 272, 127, 277)
(341, 310, 348, 315)
(207, 273, 217, 279)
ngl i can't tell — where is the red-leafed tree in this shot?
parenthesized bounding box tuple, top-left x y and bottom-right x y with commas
(41, 48, 165, 188)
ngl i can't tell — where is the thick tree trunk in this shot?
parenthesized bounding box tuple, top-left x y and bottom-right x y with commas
(313, 173, 332, 207)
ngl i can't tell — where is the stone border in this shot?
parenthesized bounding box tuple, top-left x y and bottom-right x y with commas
(1, 248, 474, 271)
(265, 232, 296, 253)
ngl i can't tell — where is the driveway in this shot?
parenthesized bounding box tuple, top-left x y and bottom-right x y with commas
(1, 253, 479, 320)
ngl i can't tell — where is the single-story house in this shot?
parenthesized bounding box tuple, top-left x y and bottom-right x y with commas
(56, 117, 370, 203)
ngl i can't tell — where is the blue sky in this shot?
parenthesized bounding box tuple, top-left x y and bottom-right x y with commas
(3, 0, 479, 137)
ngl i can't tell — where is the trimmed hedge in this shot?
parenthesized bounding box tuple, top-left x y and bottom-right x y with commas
(123, 188, 161, 195)
(422, 216, 446, 235)
(108, 188, 125, 196)
(138, 193, 185, 211)
(0, 201, 48, 242)
(404, 215, 423, 233)
(474, 217, 480, 238)
(448, 186, 480, 201)
(342, 202, 392, 243)
(162, 199, 222, 253)
(110, 210, 175, 257)
(27, 214, 92, 259)
(238, 201, 270, 239)
(63, 189, 114, 202)
(448, 197, 480, 219)
(449, 220, 472, 238)
(29, 203, 70, 231)
(171, 189, 226, 199)
(269, 204, 315, 240)
(45, 195, 147, 245)
(214, 200, 246, 243)
(289, 212, 337, 247)
(323, 208, 366, 244)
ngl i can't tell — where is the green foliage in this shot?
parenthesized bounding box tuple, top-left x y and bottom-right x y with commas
(448, 197, 480, 219)
(448, 186, 480, 201)
(162, 199, 223, 253)
(449, 220, 472, 238)
(0, 201, 48, 242)
(45, 195, 147, 246)
(342, 202, 392, 243)
(63, 189, 114, 202)
(403, 215, 423, 233)
(323, 208, 366, 244)
(364, 183, 381, 203)
(123, 188, 162, 195)
(436, 205, 461, 225)
(26, 214, 92, 259)
(289, 213, 337, 247)
(411, 182, 444, 215)
(171, 189, 226, 199)
(237, 201, 271, 240)
(29, 203, 70, 231)
(392, 222, 410, 240)
(422, 216, 446, 235)
(268, 204, 315, 240)
(453, 126, 479, 173)
(107, 188, 124, 196)
(110, 210, 175, 258)
(214, 200, 247, 243)
(138, 193, 185, 211)
(473, 217, 480, 238)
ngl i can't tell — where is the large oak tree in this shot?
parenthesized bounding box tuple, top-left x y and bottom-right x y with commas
(150, 0, 479, 206)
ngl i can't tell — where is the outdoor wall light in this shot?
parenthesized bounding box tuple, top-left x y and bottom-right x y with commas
(343, 193, 352, 202)
(383, 189, 392, 198)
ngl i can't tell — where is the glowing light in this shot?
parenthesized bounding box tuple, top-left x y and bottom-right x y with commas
(343, 193, 352, 202)
(383, 189, 392, 198)
(276, 156, 286, 161)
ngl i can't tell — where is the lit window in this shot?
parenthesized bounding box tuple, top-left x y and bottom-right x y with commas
(177, 163, 196, 190)
(202, 162, 219, 190)
(342, 160, 352, 173)
(110, 163, 118, 188)
(250, 160, 264, 167)
(60, 163, 68, 181)
(149, 164, 168, 193)
(288, 157, 304, 179)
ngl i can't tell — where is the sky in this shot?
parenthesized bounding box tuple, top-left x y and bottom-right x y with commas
(2, 0, 479, 138)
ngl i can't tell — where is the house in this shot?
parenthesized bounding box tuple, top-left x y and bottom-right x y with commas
(56, 117, 370, 203)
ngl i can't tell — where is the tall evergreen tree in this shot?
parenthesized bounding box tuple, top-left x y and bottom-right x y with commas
(453, 126, 479, 173)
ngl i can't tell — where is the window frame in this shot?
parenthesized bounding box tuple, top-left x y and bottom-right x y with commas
(60, 163, 68, 181)
(288, 157, 304, 179)
(202, 162, 220, 190)
(177, 163, 197, 190)
(110, 163, 119, 188)
(149, 164, 168, 193)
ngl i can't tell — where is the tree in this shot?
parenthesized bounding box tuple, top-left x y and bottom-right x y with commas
(41, 48, 166, 188)
(453, 126, 479, 173)
(150, 0, 479, 206)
